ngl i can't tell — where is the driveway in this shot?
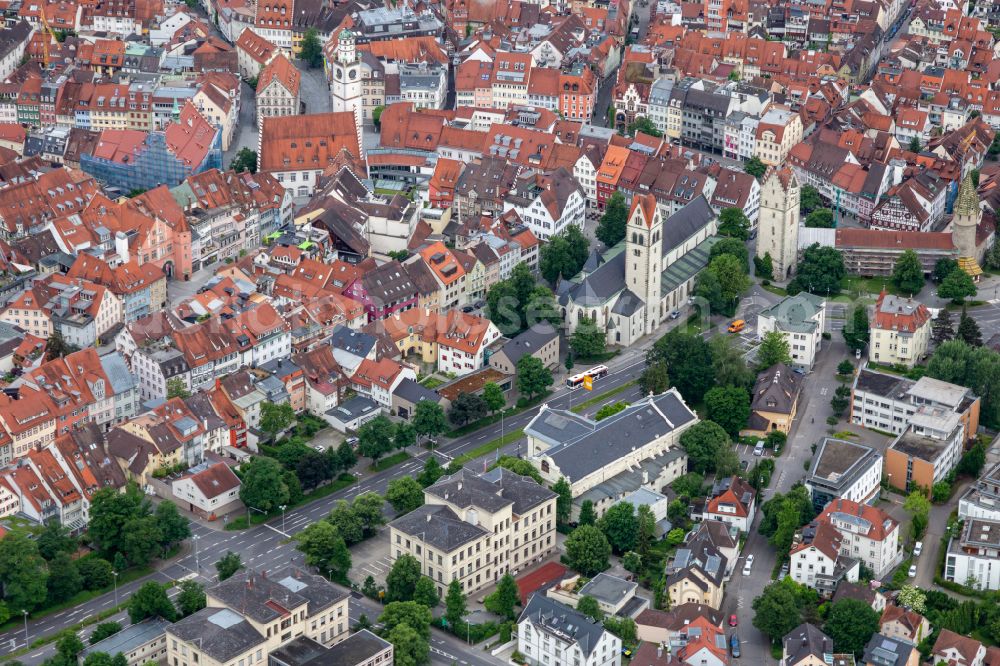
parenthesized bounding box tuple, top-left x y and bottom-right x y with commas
(223, 80, 257, 167)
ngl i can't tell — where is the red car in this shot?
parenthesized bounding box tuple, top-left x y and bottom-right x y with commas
(729, 614, 738, 627)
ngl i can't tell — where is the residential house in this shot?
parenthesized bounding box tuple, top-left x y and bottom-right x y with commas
(501, 168, 587, 241)
(489, 324, 560, 375)
(790, 520, 861, 596)
(816, 499, 902, 580)
(805, 438, 884, 512)
(703, 476, 757, 533)
(945, 518, 1000, 591)
(862, 633, 920, 666)
(879, 606, 931, 645)
(931, 629, 985, 666)
(870, 292, 931, 368)
(756, 293, 827, 370)
(171, 459, 242, 520)
(782, 623, 836, 666)
(256, 54, 300, 129)
(742, 363, 801, 437)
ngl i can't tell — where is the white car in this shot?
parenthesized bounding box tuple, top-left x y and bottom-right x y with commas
(743, 554, 754, 575)
(908, 564, 917, 577)
(913, 541, 923, 557)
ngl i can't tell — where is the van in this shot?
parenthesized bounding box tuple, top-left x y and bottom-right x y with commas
(730, 634, 740, 658)
(728, 319, 746, 333)
(753, 441, 765, 456)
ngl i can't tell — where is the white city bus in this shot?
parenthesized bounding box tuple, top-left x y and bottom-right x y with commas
(565, 365, 609, 389)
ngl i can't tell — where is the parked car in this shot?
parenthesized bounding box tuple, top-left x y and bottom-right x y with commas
(743, 554, 754, 575)
(740, 459, 749, 472)
(908, 564, 917, 577)
(730, 634, 741, 658)
(462, 305, 475, 313)
(669, 309, 681, 319)
(314, 445, 324, 453)
(621, 647, 633, 658)
(913, 541, 923, 557)
(728, 319, 746, 333)
(728, 614, 738, 627)
(753, 441, 765, 456)
(346, 437, 359, 448)
(779, 563, 789, 579)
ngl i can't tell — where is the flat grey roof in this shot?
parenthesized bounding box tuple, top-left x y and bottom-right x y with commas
(80, 618, 171, 659)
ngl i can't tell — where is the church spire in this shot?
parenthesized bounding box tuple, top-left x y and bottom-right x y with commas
(954, 172, 979, 217)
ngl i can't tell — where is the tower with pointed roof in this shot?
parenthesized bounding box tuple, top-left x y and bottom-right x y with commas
(757, 167, 800, 281)
(626, 193, 662, 335)
(330, 28, 363, 130)
(952, 173, 983, 280)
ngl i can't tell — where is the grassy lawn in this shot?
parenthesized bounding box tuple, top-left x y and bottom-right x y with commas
(225, 473, 357, 530)
(371, 451, 411, 472)
(453, 429, 525, 466)
(759, 282, 788, 297)
(842, 275, 900, 297)
(571, 380, 637, 414)
(419, 376, 444, 389)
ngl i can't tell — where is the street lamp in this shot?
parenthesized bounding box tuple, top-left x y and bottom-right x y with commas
(112, 570, 119, 607)
(22, 610, 28, 646)
(279, 505, 287, 533)
(194, 534, 201, 571)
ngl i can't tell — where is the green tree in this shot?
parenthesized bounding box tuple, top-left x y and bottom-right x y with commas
(88, 485, 150, 557)
(667, 499, 689, 527)
(957, 441, 987, 478)
(678, 421, 731, 474)
(299, 28, 324, 68)
(892, 250, 925, 295)
(128, 582, 176, 623)
(824, 598, 880, 656)
(707, 253, 751, 311)
(387, 622, 429, 666)
(394, 422, 417, 450)
(294, 521, 351, 582)
(709, 335, 755, 389)
(927, 341, 1000, 428)
(695, 269, 726, 315)
(239, 456, 289, 513)
(595, 401, 628, 420)
(622, 551, 642, 573)
(351, 492, 386, 537)
(444, 580, 467, 627)
(46, 553, 83, 603)
(77, 558, 113, 591)
(752, 580, 807, 642)
(417, 456, 445, 487)
(386, 477, 425, 514)
(843, 304, 870, 354)
(552, 477, 572, 525)
(770, 500, 802, 553)
(82, 654, 114, 666)
(357, 416, 396, 463)
(539, 226, 589, 284)
(596, 192, 629, 247)
(386, 555, 423, 602)
(372, 105, 385, 129)
(296, 450, 333, 490)
(578, 500, 597, 526)
(276, 439, 312, 470)
(524, 287, 562, 329)
(672, 472, 705, 498)
(482, 382, 506, 413)
(492, 456, 544, 483)
(800, 185, 822, 214)
(334, 439, 358, 471)
(704, 386, 750, 437)
(229, 148, 257, 174)
(486, 280, 520, 335)
(564, 525, 611, 575)
(754, 252, 774, 280)
(215, 551, 243, 581)
(570, 315, 606, 359)
(718, 208, 751, 240)
(0, 532, 49, 611)
(517, 355, 553, 400)
(837, 359, 854, 376)
(933, 258, 960, 283)
(932, 481, 951, 502)
(647, 329, 714, 403)
(484, 574, 520, 620)
(908, 136, 921, 153)
(37, 520, 76, 561)
(154, 501, 191, 550)
(897, 585, 926, 614)
(744, 156, 767, 179)
(627, 116, 662, 137)
(362, 575, 380, 599)
(448, 392, 488, 426)
(805, 208, 834, 228)
(830, 384, 851, 418)
(957, 307, 983, 347)
(637, 361, 670, 395)
(260, 402, 295, 441)
(636, 504, 656, 559)
(89, 622, 122, 645)
(413, 577, 439, 608)
(176, 580, 206, 618)
(931, 307, 955, 346)
(577, 595, 604, 622)
(55, 630, 85, 664)
(789, 244, 845, 296)
(599, 502, 638, 554)
(938, 267, 977, 303)
(412, 401, 447, 444)
(710, 237, 750, 271)
(379, 601, 433, 640)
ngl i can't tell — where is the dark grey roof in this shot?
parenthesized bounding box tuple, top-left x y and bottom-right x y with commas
(561, 251, 626, 306)
(269, 636, 329, 666)
(392, 377, 442, 404)
(81, 618, 171, 660)
(807, 437, 881, 495)
(361, 261, 417, 305)
(495, 323, 559, 366)
(167, 607, 265, 662)
(518, 594, 610, 658)
(403, 258, 440, 297)
(610, 288, 644, 317)
(269, 630, 391, 666)
(578, 573, 637, 606)
(862, 634, 916, 666)
(661, 196, 716, 256)
(582, 248, 604, 273)
(854, 368, 913, 399)
(329, 325, 376, 357)
(783, 623, 833, 666)
(750, 363, 800, 414)
(326, 395, 379, 421)
(209, 567, 348, 624)
(389, 504, 488, 552)
(439, 468, 557, 515)
(185, 392, 227, 431)
(525, 390, 697, 482)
